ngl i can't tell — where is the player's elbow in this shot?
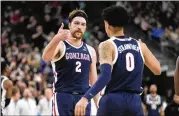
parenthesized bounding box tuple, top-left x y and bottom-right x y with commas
(42, 53, 51, 62)
(154, 64, 161, 75)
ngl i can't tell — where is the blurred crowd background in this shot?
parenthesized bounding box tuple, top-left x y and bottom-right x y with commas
(1, 1, 179, 115)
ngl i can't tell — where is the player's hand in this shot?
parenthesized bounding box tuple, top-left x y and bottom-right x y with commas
(173, 94, 179, 104)
(56, 23, 75, 41)
(74, 97, 88, 116)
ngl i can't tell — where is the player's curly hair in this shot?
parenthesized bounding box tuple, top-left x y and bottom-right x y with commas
(102, 5, 129, 27)
(68, 9, 88, 23)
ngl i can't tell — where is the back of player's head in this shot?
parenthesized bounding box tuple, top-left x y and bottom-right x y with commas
(68, 9, 88, 23)
(102, 5, 129, 27)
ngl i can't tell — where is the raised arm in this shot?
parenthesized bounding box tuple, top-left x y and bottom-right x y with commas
(139, 40, 161, 75)
(42, 23, 71, 61)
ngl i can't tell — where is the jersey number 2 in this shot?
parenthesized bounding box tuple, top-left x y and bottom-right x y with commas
(76, 61, 81, 72)
(126, 53, 135, 71)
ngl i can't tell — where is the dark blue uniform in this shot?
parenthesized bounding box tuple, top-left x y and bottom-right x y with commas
(51, 40, 92, 116)
(97, 36, 144, 116)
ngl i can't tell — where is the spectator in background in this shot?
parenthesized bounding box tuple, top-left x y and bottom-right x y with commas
(15, 88, 37, 115)
(151, 22, 165, 41)
(31, 25, 46, 51)
(4, 87, 21, 115)
(38, 88, 53, 115)
(141, 85, 149, 115)
(145, 84, 164, 116)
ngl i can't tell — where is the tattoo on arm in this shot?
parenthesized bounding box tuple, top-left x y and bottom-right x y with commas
(98, 42, 113, 65)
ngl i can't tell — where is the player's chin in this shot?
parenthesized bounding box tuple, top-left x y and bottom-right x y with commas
(74, 33, 83, 39)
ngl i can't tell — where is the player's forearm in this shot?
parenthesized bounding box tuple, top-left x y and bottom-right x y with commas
(174, 57, 179, 95)
(83, 64, 112, 101)
(42, 35, 61, 61)
(145, 58, 161, 75)
(93, 94, 100, 108)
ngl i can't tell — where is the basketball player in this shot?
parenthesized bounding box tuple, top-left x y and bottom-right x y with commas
(75, 5, 161, 116)
(1, 58, 13, 115)
(174, 56, 179, 104)
(42, 9, 99, 116)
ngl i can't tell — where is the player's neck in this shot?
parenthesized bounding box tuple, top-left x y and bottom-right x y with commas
(12, 97, 18, 102)
(67, 39, 82, 47)
(151, 93, 157, 97)
(110, 29, 124, 37)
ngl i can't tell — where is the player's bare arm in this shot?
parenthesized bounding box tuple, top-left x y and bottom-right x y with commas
(42, 23, 71, 61)
(174, 57, 179, 95)
(89, 47, 100, 108)
(98, 41, 113, 65)
(174, 57, 179, 104)
(3, 80, 13, 98)
(139, 40, 161, 75)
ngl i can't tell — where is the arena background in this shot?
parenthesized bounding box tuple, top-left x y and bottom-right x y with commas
(1, 1, 179, 115)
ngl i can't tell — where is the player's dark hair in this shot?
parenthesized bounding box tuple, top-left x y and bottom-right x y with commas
(102, 5, 129, 27)
(68, 9, 88, 23)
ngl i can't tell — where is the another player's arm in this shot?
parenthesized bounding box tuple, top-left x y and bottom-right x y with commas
(174, 57, 179, 104)
(3, 79, 13, 107)
(42, 23, 66, 61)
(89, 47, 100, 108)
(174, 57, 179, 95)
(139, 40, 161, 75)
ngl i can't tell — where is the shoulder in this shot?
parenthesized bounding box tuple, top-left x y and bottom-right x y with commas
(98, 40, 114, 51)
(3, 79, 13, 90)
(86, 44, 95, 53)
(86, 44, 96, 57)
(138, 39, 147, 48)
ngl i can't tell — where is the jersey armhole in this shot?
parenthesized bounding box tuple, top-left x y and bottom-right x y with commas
(107, 40, 118, 65)
(136, 41, 145, 63)
(51, 41, 66, 63)
(86, 44, 93, 61)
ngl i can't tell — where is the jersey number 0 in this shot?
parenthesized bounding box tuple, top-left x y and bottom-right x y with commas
(126, 53, 135, 71)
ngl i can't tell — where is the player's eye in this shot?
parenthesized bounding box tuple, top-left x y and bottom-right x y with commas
(74, 22, 80, 25)
(81, 23, 86, 26)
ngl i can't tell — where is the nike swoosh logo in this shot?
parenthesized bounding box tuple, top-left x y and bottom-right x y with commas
(66, 47, 71, 50)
